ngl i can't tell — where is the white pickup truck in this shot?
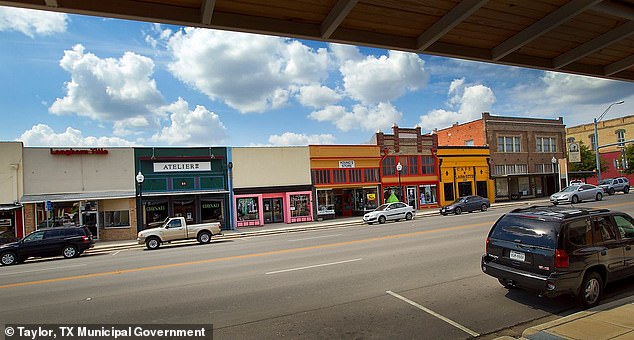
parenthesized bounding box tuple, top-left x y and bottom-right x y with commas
(137, 217, 222, 250)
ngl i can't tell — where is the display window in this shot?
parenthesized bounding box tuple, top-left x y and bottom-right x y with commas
(201, 200, 224, 225)
(290, 194, 310, 218)
(145, 200, 169, 228)
(317, 190, 335, 216)
(237, 197, 259, 221)
(419, 185, 437, 205)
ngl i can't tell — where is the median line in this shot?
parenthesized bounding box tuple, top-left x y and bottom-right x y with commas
(0, 221, 491, 289)
(265, 258, 362, 275)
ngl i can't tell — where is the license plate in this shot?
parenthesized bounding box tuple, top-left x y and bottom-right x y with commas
(509, 250, 525, 262)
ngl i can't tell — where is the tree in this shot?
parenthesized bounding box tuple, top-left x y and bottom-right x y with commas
(624, 144, 634, 175)
(568, 142, 607, 176)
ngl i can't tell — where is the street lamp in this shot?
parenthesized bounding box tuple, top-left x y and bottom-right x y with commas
(594, 100, 624, 182)
(396, 162, 403, 202)
(551, 156, 558, 193)
(136, 171, 145, 231)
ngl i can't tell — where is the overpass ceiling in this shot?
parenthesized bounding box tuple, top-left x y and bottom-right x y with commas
(1, 0, 634, 82)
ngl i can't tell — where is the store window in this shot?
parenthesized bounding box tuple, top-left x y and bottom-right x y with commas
(173, 199, 195, 223)
(290, 194, 310, 218)
(444, 183, 454, 202)
(364, 168, 379, 182)
(100, 210, 130, 228)
(237, 197, 259, 221)
(421, 156, 435, 174)
(355, 188, 378, 212)
(0, 210, 16, 242)
(201, 200, 224, 225)
(317, 190, 335, 217)
(419, 185, 437, 205)
(408, 156, 418, 175)
(382, 156, 396, 176)
(145, 201, 169, 229)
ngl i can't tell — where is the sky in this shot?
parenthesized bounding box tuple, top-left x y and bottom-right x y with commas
(1, 7, 634, 147)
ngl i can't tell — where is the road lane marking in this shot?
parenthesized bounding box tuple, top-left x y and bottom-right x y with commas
(288, 234, 342, 242)
(0, 264, 86, 277)
(265, 258, 362, 275)
(111, 250, 122, 256)
(0, 221, 491, 289)
(386, 290, 479, 337)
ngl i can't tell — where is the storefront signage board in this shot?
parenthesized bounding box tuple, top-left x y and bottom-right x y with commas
(153, 162, 211, 172)
(339, 160, 355, 168)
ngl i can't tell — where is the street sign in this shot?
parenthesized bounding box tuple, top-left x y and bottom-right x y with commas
(45, 200, 52, 212)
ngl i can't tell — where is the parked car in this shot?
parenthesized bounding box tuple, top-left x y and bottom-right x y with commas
(481, 205, 634, 307)
(550, 184, 603, 205)
(598, 177, 630, 195)
(362, 202, 415, 225)
(0, 226, 94, 266)
(137, 216, 222, 250)
(440, 195, 490, 215)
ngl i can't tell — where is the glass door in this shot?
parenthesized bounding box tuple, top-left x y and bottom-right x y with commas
(263, 198, 284, 224)
(406, 186, 417, 208)
(82, 211, 99, 239)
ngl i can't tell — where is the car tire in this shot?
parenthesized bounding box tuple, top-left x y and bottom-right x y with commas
(596, 192, 603, 201)
(577, 272, 603, 308)
(608, 188, 615, 196)
(197, 231, 212, 244)
(146, 237, 161, 250)
(378, 215, 386, 224)
(405, 212, 413, 220)
(1, 251, 17, 266)
(571, 195, 579, 204)
(62, 245, 78, 259)
(624, 186, 630, 194)
(481, 204, 488, 212)
(367, 222, 373, 225)
(454, 207, 462, 215)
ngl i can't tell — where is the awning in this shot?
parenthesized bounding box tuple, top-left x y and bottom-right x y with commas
(141, 190, 229, 197)
(0, 204, 22, 211)
(21, 191, 135, 203)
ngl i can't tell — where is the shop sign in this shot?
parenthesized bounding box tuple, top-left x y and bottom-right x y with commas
(50, 148, 108, 155)
(202, 202, 221, 209)
(367, 193, 376, 200)
(146, 205, 166, 212)
(339, 160, 355, 168)
(153, 162, 211, 172)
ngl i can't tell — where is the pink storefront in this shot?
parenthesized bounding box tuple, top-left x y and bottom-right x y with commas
(234, 191, 313, 227)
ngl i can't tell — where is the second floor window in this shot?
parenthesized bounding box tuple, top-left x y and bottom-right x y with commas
(498, 136, 521, 152)
(421, 156, 435, 175)
(536, 137, 557, 153)
(616, 129, 625, 147)
(382, 156, 396, 176)
(589, 134, 596, 150)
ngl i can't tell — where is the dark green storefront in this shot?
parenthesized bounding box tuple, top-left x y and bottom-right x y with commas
(134, 147, 232, 231)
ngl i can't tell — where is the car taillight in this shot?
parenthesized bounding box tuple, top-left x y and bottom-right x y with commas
(486, 237, 490, 253)
(82, 236, 89, 242)
(555, 249, 569, 268)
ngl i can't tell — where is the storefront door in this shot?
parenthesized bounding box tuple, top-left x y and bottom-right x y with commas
(342, 190, 353, 216)
(458, 181, 473, 198)
(82, 211, 99, 239)
(406, 187, 417, 209)
(263, 198, 284, 224)
(173, 199, 196, 224)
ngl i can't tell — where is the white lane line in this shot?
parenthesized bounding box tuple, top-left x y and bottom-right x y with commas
(386, 290, 479, 337)
(111, 250, 123, 256)
(0, 264, 87, 276)
(265, 258, 362, 275)
(288, 234, 342, 242)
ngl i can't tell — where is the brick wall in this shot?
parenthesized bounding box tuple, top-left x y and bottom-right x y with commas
(435, 119, 485, 146)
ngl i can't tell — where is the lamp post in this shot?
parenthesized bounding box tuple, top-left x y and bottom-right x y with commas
(594, 100, 625, 182)
(551, 156, 558, 193)
(396, 162, 403, 202)
(136, 171, 145, 231)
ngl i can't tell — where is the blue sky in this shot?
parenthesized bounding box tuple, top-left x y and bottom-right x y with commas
(1, 7, 633, 147)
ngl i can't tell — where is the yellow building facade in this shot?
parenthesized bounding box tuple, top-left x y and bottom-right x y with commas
(437, 146, 495, 206)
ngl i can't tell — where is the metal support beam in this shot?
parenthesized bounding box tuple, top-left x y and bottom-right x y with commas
(554, 21, 634, 69)
(492, 0, 602, 61)
(201, 0, 216, 25)
(605, 54, 634, 76)
(321, 0, 358, 39)
(416, 0, 488, 51)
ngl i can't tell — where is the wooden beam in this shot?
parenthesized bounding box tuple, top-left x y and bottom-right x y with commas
(44, 0, 58, 7)
(604, 54, 634, 76)
(492, 0, 602, 61)
(593, 1, 634, 21)
(201, 0, 216, 25)
(416, 0, 488, 51)
(321, 0, 358, 39)
(553, 21, 634, 69)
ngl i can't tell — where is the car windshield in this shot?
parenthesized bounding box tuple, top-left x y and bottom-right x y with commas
(452, 197, 467, 204)
(560, 185, 580, 192)
(490, 215, 558, 248)
(374, 204, 389, 211)
(599, 179, 612, 185)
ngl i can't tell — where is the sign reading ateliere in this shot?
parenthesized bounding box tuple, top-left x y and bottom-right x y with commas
(153, 162, 211, 172)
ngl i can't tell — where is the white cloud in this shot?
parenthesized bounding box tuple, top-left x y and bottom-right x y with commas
(310, 102, 402, 132)
(150, 98, 227, 146)
(113, 117, 152, 136)
(50, 44, 164, 127)
(268, 132, 335, 146)
(329, 43, 364, 64)
(18, 124, 135, 147)
(297, 85, 342, 108)
(419, 78, 495, 131)
(339, 50, 428, 104)
(164, 28, 329, 113)
(0, 7, 68, 37)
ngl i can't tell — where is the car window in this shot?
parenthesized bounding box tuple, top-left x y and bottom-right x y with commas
(581, 185, 594, 190)
(593, 217, 617, 243)
(23, 231, 45, 242)
(490, 215, 558, 248)
(167, 220, 182, 228)
(613, 215, 634, 240)
(44, 229, 64, 239)
(396, 203, 406, 208)
(565, 219, 592, 249)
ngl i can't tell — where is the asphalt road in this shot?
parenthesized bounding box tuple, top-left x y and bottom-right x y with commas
(1, 195, 633, 339)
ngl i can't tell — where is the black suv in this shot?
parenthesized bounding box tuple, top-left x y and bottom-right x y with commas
(481, 206, 634, 307)
(0, 226, 94, 266)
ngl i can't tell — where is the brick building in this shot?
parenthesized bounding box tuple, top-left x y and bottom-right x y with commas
(435, 113, 566, 200)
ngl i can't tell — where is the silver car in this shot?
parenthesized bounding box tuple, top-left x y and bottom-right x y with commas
(550, 184, 603, 205)
(363, 202, 415, 224)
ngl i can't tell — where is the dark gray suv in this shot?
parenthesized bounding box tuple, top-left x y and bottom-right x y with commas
(0, 226, 94, 265)
(481, 206, 634, 307)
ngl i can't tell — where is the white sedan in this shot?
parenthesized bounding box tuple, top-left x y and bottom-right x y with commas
(550, 184, 603, 205)
(363, 202, 415, 225)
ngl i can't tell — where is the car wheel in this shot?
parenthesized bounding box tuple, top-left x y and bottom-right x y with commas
(145, 237, 161, 250)
(378, 215, 386, 224)
(624, 186, 629, 194)
(481, 204, 488, 212)
(498, 278, 515, 289)
(454, 207, 462, 215)
(571, 195, 579, 204)
(367, 222, 373, 225)
(608, 188, 615, 196)
(577, 272, 603, 308)
(197, 231, 212, 244)
(1, 251, 17, 266)
(595, 192, 603, 201)
(62, 245, 78, 259)
(405, 212, 413, 220)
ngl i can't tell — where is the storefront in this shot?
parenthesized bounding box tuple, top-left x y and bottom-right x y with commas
(310, 145, 381, 219)
(437, 146, 495, 206)
(0, 204, 22, 242)
(135, 147, 231, 230)
(0, 142, 24, 240)
(232, 147, 313, 228)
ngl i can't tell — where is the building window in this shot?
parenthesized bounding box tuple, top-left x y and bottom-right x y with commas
(317, 190, 334, 216)
(421, 156, 435, 174)
(382, 156, 396, 176)
(589, 134, 596, 150)
(497, 136, 521, 152)
(201, 200, 223, 224)
(237, 197, 259, 221)
(311, 169, 331, 185)
(536, 137, 557, 153)
(349, 169, 363, 183)
(290, 194, 310, 218)
(465, 139, 474, 146)
(333, 169, 347, 183)
(616, 129, 625, 147)
(419, 185, 437, 204)
(567, 137, 575, 143)
(100, 210, 130, 228)
(144, 201, 169, 228)
(408, 156, 418, 175)
(496, 164, 527, 175)
(364, 168, 379, 182)
(495, 165, 505, 175)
